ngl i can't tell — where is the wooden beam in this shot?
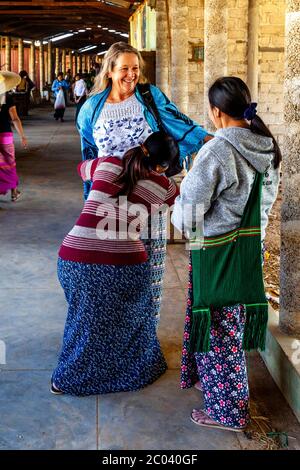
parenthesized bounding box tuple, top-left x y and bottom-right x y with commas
(0, 1, 135, 5)
(0, 11, 129, 19)
(0, 4, 130, 18)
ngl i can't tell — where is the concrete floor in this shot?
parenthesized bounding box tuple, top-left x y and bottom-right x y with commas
(0, 105, 299, 450)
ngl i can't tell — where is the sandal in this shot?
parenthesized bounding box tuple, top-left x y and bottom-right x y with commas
(194, 381, 203, 392)
(11, 190, 21, 202)
(50, 383, 64, 395)
(190, 409, 246, 433)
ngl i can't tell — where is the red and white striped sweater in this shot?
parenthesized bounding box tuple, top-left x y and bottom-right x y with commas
(59, 156, 179, 265)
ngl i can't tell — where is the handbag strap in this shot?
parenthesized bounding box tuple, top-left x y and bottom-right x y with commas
(137, 83, 166, 132)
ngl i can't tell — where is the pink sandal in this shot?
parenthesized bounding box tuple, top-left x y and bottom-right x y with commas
(194, 381, 203, 392)
(190, 409, 246, 432)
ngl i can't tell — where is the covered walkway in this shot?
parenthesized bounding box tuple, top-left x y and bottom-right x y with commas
(0, 105, 299, 450)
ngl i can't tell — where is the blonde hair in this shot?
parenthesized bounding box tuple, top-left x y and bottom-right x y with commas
(89, 42, 147, 95)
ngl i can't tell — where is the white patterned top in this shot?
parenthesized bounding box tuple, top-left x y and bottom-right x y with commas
(92, 93, 153, 158)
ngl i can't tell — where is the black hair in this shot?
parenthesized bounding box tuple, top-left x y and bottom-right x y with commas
(208, 77, 282, 168)
(115, 131, 179, 197)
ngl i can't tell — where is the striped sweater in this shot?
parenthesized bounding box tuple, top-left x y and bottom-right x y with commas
(59, 156, 179, 265)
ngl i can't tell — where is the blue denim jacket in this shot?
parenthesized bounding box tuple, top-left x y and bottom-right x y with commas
(77, 85, 209, 198)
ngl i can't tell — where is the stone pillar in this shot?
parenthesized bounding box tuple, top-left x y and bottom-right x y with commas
(204, 0, 228, 130)
(170, 0, 188, 113)
(279, 1, 300, 338)
(5, 36, 11, 71)
(47, 42, 52, 84)
(55, 48, 60, 75)
(39, 42, 44, 96)
(69, 50, 73, 75)
(29, 43, 35, 83)
(62, 49, 66, 75)
(78, 54, 82, 72)
(18, 38, 24, 72)
(247, 0, 259, 101)
(156, 0, 170, 96)
(74, 52, 78, 74)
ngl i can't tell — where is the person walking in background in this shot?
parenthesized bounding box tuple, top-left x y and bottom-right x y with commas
(73, 73, 87, 122)
(16, 70, 35, 116)
(172, 76, 281, 432)
(51, 73, 70, 122)
(51, 132, 179, 396)
(77, 41, 212, 326)
(0, 71, 28, 202)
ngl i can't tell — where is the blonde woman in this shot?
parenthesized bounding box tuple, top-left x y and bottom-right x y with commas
(77, 41, 211, 325)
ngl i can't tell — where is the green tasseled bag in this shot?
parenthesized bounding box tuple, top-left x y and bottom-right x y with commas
(189, 171, 268, 353)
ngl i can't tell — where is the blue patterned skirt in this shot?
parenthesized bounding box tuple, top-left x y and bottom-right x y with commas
(52, 258, 167, 396)
(143, 212, 167, 326)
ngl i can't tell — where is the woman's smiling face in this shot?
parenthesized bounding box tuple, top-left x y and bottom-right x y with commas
(108, 52, 140, 97)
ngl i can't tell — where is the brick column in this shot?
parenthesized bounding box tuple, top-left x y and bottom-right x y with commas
(18, 38, 24, 72)
(204, 0, 228, 130)
(78, 54, 82, 72)
(226, 0, 248, 81)
(74, 52, 78, 74)
(279, 0, 300, 337)
(170, 0, 189, 113)
(5, 36, 11, 71)
(39, 42, 44, 96)
(55, 48, 60, 76)
(29, 43, 35, 84)
(156, 0, 170, 96)
(247, 0, 259, 101)
(62, 49, 66, 76)
(47, 42, 53, 84)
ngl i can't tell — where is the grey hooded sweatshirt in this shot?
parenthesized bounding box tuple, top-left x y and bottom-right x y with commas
(172, 127, 280, 239)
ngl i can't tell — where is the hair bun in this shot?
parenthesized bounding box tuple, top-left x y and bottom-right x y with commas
(244, 102, 257, 120)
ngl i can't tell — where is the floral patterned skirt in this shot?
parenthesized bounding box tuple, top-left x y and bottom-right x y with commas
(52, 258, 167, 396)
(180, 256, 250, 429)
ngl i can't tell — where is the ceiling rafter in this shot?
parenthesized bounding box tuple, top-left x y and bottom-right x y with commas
(0, 0, 141, 52)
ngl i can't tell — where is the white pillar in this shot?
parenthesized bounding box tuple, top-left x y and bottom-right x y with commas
(204, 0, 228, 130)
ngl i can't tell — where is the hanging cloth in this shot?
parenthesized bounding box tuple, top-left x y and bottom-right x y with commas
(189, 171, 268, 353)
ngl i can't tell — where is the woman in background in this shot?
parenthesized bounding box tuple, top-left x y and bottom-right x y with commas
(51, 72, 70, 122)
(0, 71, 28, 202)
